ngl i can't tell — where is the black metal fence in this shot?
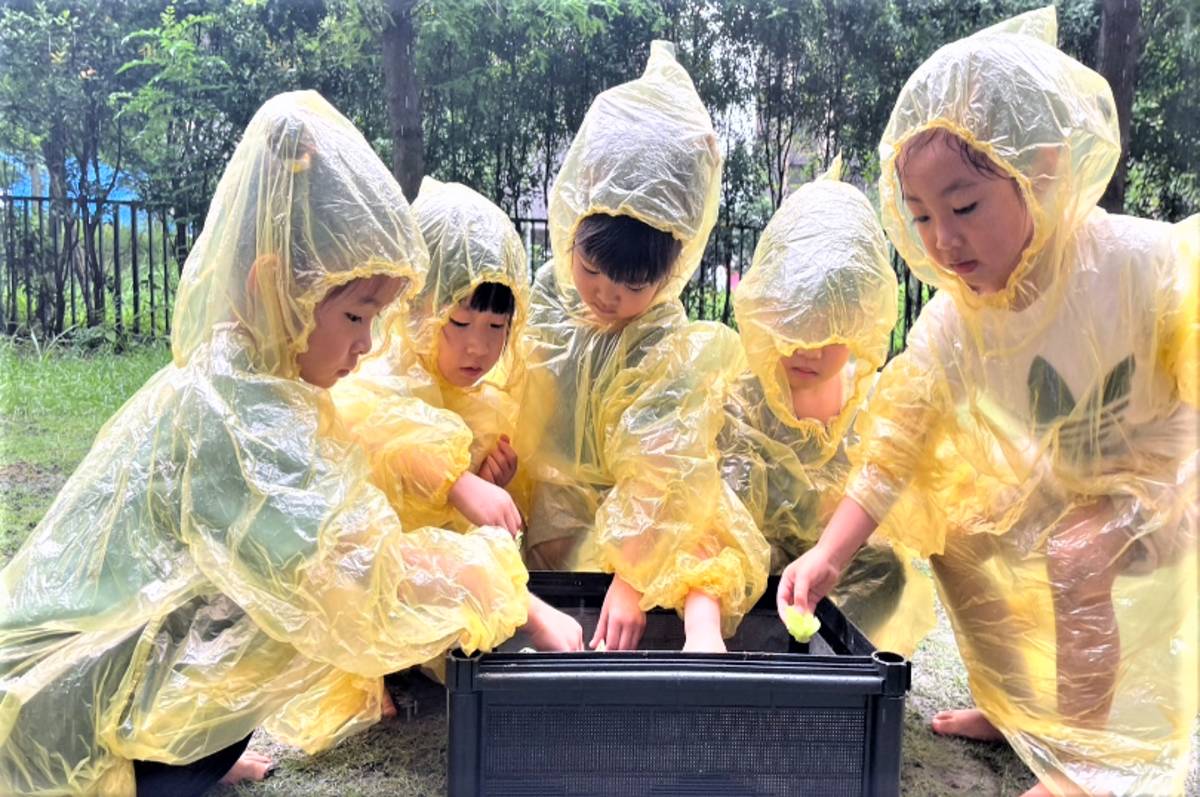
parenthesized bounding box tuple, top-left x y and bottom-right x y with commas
(1, 195, 930, 354)
(0, 195, 198, 341)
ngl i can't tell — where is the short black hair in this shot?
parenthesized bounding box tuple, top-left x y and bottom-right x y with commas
(468, 281, 515, 316)
(897, 127, 1008, 183)
(573, 213, 682, 287)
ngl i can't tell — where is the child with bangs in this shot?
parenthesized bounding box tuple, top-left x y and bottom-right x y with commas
(517, 42, 769, 654)
(335, 177, 584, 652)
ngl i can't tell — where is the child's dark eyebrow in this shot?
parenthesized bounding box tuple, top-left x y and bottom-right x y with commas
(903, 176, 978, 204)
(940, 177, 977, 196)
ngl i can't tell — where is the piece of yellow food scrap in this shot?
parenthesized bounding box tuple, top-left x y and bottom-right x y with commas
(783, 606, 821, 643)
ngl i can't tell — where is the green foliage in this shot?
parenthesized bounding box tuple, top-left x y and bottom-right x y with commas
(115, 1, 380, 225)
(5, 0, 1193, 226)
(116, 6, 236, 222)
(1126, 0, 1200, 217)
(0, 1, 151, 193)
(414, 0, 668, 214)
(0, 0, 1195, 339)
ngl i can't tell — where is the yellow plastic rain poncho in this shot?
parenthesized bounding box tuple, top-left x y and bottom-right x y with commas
(516, 41, 769, 633)
(333, 177, 529, 530)
(849, 8, 1198, 794)
(717, 160, 934, 656)
(0, 91, 529, 796)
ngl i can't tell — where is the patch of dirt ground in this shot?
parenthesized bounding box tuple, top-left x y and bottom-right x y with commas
(0, 462, 66, 561)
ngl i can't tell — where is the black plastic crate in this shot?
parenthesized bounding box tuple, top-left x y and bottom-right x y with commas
(446, 572, 910, 797)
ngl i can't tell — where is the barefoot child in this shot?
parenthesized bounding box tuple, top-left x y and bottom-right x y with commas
(0, 91, 544, 797)
(779, 9, 1198, 795)
(516, 41, 769, 653)
(334, 176, 582, 651)
(720, 159, 934, 656)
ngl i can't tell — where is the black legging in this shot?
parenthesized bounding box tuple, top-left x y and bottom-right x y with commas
(133, 734, 253, 797)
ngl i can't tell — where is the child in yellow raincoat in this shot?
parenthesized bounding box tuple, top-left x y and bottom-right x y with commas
(0, 92, 550, 797)
(516, 41, 769, 653)
(719, 159, 934, 657)
(334, 176, 529, 535)
(334, 176, 583, 651)
(779, 9, 1198, 796)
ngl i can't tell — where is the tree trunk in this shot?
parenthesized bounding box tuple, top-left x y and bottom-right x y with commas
(82, 209, 103, 327)
(1097, 0, 1142, 213)
(27, 155, 42, 197)
(42, 123, 72, 334)
(382, 0, 423, 202)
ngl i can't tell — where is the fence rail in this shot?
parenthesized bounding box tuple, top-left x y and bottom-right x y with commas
(1, 194, 930, 355)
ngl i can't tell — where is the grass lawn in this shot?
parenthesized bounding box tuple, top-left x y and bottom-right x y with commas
(0, 343, 1194, 796)
(0, 340, 170, 563)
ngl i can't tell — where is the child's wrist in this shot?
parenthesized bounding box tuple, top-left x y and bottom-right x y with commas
(813, 537, 851, 575)
(448, 471, 479, 504)
(683, 589, 722, 634)
(523, 595, 547, 629)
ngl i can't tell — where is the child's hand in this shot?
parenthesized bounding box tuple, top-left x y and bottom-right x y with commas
(448, 471, 523, 537)
(590, 574, 646, 651)
(524, 595, 584, 651)
(776, 546, 842, 621)
(477, 435, 518, 488)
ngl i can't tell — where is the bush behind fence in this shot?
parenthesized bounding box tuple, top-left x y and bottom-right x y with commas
(1, 194, 931, 356)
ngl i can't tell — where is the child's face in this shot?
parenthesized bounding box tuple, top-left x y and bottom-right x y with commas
(780, 344, 850, 392)
(900, 135, 1033, 295)
(436, 300, 511, 387)
(571, 249, 661, 324)
(297, 276, 402, 388)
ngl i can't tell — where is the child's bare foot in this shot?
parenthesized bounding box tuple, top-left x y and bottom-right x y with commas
(381, 688, 398, 720)
(930, 708, 1004, 741)
(219, 750, 274, 785)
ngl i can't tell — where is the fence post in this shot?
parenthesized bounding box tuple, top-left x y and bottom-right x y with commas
(68, 200, 76, 329)
(100, 199, 107, 325)
(131, 205, 140, 335)
(37, 199, 46, 332)
(4, 200, 13, 331)
(147, 207, 156, 335)
(1, 199, 9, 333)
(161, 210, 170, 334)
(23, 199, 31, 330)
(51, 198, 61, 335)
(113, 204, 123, 341)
